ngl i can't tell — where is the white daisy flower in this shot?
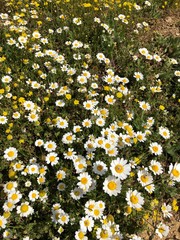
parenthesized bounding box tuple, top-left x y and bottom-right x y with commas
(4, 147, 18, 161)
(159, 126, 170, 139)
(126, 189, 144, 209)
(44, 141, 57, 152)
(93, 161, 108, 176)
(77, 172, 92, 191)
(79, 215, 94, 232)
(149, 160, 163, 175)
(103, 176, 122, 196)
(45, 152, 59, 166)
(0, 216, 7, 229)
(17, 202, 34, 217)
(28, 190, 39, 202)
(0, 116, 8, 124)
(149, 142, 163, 155)
(168, 162, 180, 182)
(155, 222, 169, 238)
(110, 158, 131, 180)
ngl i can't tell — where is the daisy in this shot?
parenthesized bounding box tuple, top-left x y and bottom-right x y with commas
(91, 205, 104, 219)
(149, 160, 163, 175)
(149, 142, 163, 155)
(96, 53, 105, 62)
(134, 72, 144, 81)
(28, 164, 39, 174)
(12, 112, 21, 119)
(17, 202, 34, 217)
(75, 230, 88, 240)
(83, 100, 95, 110)
(74, 158, 87, 174)
(55, 100, 65, 107)
(4, 147, 18, 161)
(137, 169, 153, 187)
(139, 48, 149, 56)
(135, 131, 146, 142)
(3, 200, 15, 212)
(0, 216, 7, 229)
(153, 54, 162, 62)
(4, 181, 17, 193)
(56, 170, 66, 181)
(45, 152, 59, 166)
(93, 161, 108, 176)
(103, 176, 122, 196)
(44, 141, 57, 152)
(159, 126, 170, 139)
(96, 227, 112, 239)
(105, 95, 116, 105)
(110, 158, 131, 180)
(28, 190, 39, 202)
(8, 190, 22, 204)
(168, 162, 180, 182)
(82, 119, 92, 128)
(35, 139, 44, 147)
(58, 211, 69, 225)
(23, 101, 35, 111)
(56, 118, 68, 129)
(62, 132, 76, 144)
(1, 75, 12, 83)
(57, 183, 66, 191)
(126, 189, 144, 209)
(96, 117, 105, 127)
(155, 222, 169, 238)
(85, 200, 96, 216)
(77, 172, 92, 191)
(139, 101, 151, 111)
(161, 203, 172, 218)
(70, 187, 84, 200)
(64, 148, 77, 160)
(77, 75, 87, 84)
(79, 215, 94, 232)
(0, 116, 8, 124)
(27, 111, 39, 122)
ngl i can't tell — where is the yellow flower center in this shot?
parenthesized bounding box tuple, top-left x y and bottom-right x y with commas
(0, 220, 2, 227)
(47, 143, 53, 149)
(172, 169, 179, 177)
(94, 209, 100, 216)
(11, 193, 18, 200)
(159, 227, 165, 234)
(49, 156, 55, 162)
(100, 230, 109, 238)
(115, 164, 124, 173)
(81, 177, 88, 184)
(130, 195, 138, 204)
(97, 165, 103, 171)
(66, 135, 72, 141)
(20, 204, 29, 213)
(84, 220, 90, 227)
(152, 146, 158, 152)
(152, 165, 159, 172)
(61, 215, 66, 222)
(32, 193, 37, 198)
(6, 183, 13, 190)
(78, 231, 85, 239)
(107, 181, 117, 190)
(140, 175, 148, 183)
(7, 151, 15, 157)
(16, 163, 22, 169)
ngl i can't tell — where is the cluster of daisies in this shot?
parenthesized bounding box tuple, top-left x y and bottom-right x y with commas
(0, 0, 179, 239)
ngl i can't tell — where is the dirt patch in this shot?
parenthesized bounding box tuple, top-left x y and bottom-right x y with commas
(139, 215, 180, 240)
(140, 9, 180, 43)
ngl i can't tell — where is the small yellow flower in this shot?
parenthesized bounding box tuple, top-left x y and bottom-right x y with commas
(7, 135, 13, 140)
(19, 139, 25, 144)
(159, 105, 165, 110)
(116, 92, 123, 98)
(0, 89, 5, 94)
(65, 94, 71, 100)
(74, 100, 79, 105)
(9, 169, 16, 178)
(44, 97, 49, 102)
